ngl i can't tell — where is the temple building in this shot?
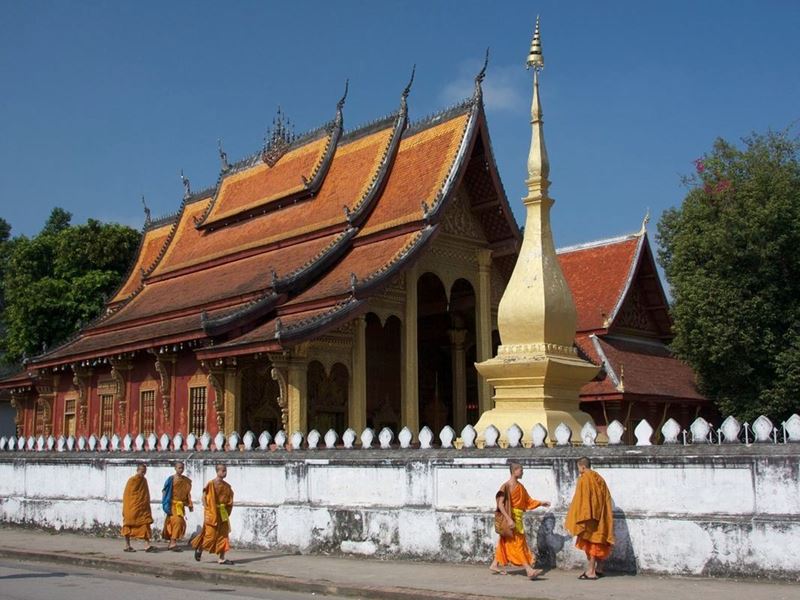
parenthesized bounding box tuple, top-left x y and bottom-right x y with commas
(0, 64, 710, 444)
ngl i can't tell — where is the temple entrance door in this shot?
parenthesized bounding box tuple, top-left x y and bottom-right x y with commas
(417, 272, 452, 434)
(307, 361, 349, 433)
(366, 313, 402, 432)
(240, 361, 282, 435)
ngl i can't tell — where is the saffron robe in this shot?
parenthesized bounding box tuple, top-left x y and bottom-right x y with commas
(565, 469, 615, 559)
(191, 479, 234, 555)
(494, 482, 542, 566)
(162, 474, 193, 541)
(121, 474, 153, 540)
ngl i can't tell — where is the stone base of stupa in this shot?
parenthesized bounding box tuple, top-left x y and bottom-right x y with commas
(474, 349, 599, 445)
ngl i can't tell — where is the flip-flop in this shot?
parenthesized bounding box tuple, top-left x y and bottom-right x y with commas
(489, 568, 507, 575)
(169, 547, 183, 552)
(218, 559, 234, 565)
(528, 569, 543, 580)
(123, 547, 135, 553)
(578, 573, 598, 580)
(194, 548, 202, 562)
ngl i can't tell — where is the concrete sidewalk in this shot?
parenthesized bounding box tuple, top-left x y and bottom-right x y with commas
(0, 527, 795, 600)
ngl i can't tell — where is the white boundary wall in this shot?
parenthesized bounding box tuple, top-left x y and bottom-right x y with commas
(0, 445, 798, 579)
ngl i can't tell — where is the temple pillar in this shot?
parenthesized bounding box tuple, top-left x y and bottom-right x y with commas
(224, 359, 241, 434)
(449, 328, 468, 431)
(475, 248, 493, 414)
(350, 316, 367, 432)
(271, 345, 308, 434)
(401, 266, 419, 434)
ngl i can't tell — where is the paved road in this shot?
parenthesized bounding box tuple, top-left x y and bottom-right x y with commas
(0, 559, 351, 600)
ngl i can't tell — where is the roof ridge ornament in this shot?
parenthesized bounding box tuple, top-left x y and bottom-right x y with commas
(141, 195, 151, 227)
(402, 65, 416, 100)
(180, 170, 191, 200)
(474, 47, 490, 97)
(263, 106, 295, 167)
(337, 79, 349, 111)
(639, 209, 651, 235)
(218, 139, 230, 172)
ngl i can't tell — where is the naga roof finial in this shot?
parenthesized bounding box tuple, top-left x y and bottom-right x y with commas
(141, 195, 151, 226)
(180, 170, 191, 200)
(474, 47, 490, 94)
(526, 15, 544, 71)
(218, 138, 230, 172)
(639, 209, 651, 235)
(402, 64, 416, 100)
(337, 79, 349, 111)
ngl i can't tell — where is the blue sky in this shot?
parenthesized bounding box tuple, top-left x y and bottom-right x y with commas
(1, 0, 799, 252)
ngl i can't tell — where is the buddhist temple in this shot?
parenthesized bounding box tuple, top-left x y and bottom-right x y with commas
(0, 58, 710, 443)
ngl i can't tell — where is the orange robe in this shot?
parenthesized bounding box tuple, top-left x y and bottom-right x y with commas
(191, 479, 234, 555)
(121, 475, 153, 540)
(565, 470, 615, 559)
(162, 475, 193, 541)
(494, 482, 542, 567)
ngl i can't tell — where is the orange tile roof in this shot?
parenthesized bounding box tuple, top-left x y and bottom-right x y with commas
(109, 222, 172, 303)
(362, 112, 471, 235)
(99, 232, 343, 328)
(151, 124, 396, 276)
(202, 134, 331, 226)
(558, 234, 641, 333)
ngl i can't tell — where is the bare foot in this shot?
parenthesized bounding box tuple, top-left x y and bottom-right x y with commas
(527, 568, 543, 580)
(489, 566, 507, 575)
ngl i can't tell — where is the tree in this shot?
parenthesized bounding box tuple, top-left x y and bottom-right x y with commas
(2, 209, 141, 365)
(658, 130, 800, 422)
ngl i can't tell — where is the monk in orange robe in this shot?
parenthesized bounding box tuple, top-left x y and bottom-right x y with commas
(161, 461, 194, 550)
(490, 462, 551, 579)
(192, 464, 234, 564)
(122, 463, 154, 552)
(565, 456, 615, 580)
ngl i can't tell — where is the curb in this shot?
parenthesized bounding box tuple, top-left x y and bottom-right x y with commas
(0, 548, 525, 600)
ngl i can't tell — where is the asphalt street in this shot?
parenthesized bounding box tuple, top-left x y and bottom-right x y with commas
(0, 559, 352, 600)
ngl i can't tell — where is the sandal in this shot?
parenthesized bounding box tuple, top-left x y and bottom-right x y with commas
(144, 546, 156, 553)
(527, 569, 543, 580)
(218, 559, 234, 565)
(578, 572, 598, 580)
(194, 548, 202, 562)
(489, 567, 507, 575)
(169, 546, 183, 552)
(123, 547, 135, 553)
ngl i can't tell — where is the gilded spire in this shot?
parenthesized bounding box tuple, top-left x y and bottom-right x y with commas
(525, 16, 549, 198)
(526, 16, 544, 70)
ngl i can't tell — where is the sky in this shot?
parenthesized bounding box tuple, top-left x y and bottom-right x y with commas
(1, 0, 799, 256)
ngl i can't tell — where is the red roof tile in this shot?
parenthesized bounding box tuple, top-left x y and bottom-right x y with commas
(558, 234, 641, 332)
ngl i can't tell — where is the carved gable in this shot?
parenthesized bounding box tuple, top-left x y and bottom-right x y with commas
(441, 191, 486, 242)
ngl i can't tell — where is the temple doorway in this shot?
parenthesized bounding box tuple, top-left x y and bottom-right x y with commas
(417, 272, 452, 433)
(240, 361, 282, 434)
(366, 313, 402, 431)
(307, 361, 349, 432)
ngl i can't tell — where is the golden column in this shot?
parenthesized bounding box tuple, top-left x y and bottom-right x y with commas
(475, 18, 599, 442)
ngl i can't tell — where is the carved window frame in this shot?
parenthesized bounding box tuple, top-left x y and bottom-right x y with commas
(187, 371, 209, 435)
(139, 381, 158, 437)
(63, 394, 77, 437)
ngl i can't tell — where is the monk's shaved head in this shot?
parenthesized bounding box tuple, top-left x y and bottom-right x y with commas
(174, 461, 185, 475)
(136, 463, 147, 475)
(577, 457, 591, 469)
(215, 464, 227, 478)
(509, 462, 522, 474)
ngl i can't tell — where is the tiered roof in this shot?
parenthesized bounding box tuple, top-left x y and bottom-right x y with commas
(28, 73, 520, 368)
(557, 229, 703, 403)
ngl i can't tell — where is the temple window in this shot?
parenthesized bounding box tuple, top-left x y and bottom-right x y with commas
(189, 386, 207, 435)
(64, 397, 76, 437)
(34, 401, 44, 437)
(140, 389, 155, 436)
(100, 394, 114, 436)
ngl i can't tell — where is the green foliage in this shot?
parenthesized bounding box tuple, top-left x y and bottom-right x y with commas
(1, 209, 141, 365)
(658, 130, 800, 422)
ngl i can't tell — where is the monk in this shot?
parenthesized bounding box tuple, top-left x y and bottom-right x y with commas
(122, 463, 155, 552)
(161, 461, 194, 551)
(489, 462, 551, 579)
(565, 457, 615, 580)
(192, 464, 235, 565)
